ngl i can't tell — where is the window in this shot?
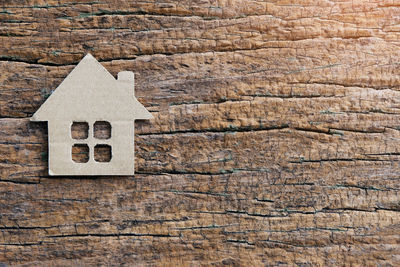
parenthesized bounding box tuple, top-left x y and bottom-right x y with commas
(72, 144, 89, 163)
(71, 121, 112, 163)
(71, 122, 89, 139)
(94, 144, 112, 162)
(94, 121, 111, 139)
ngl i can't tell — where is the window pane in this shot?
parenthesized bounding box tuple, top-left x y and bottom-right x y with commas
(94, 121, 111, 139)
(72, 144, 89, 163)
(71, 122, 89, 140)
(94, 144, 112, 162)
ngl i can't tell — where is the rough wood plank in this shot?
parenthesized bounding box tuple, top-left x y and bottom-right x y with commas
(1, 173, 400, 266)
(1, 0, 400, 266)
(2, 40, 400, 118)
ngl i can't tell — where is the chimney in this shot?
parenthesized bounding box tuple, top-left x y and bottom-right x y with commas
(117, 71, 135, 96)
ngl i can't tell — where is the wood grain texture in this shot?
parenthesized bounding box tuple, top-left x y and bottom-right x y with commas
(1, 0, 400, 266)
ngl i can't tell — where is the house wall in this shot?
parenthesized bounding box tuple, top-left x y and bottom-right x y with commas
(48, 120, 135, 175)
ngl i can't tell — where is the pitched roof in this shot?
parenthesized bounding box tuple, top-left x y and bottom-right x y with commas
(31, 54, 153, 122)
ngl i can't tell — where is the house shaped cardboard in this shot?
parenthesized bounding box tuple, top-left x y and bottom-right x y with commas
(31, 54, 153, 176)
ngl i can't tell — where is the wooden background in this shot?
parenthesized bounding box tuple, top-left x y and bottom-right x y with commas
(1, 0, 400, 265)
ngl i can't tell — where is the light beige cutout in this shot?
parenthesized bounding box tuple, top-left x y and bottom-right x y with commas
(31, 54, 153, 176)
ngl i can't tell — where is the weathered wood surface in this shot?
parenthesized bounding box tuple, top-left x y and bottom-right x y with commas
(1, 0, 400, 265)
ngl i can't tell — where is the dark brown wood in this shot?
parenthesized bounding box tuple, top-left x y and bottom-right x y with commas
(1, 0, 400, 265)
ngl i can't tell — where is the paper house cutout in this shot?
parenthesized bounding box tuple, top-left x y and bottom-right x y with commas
(31, 54, 153, 176)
